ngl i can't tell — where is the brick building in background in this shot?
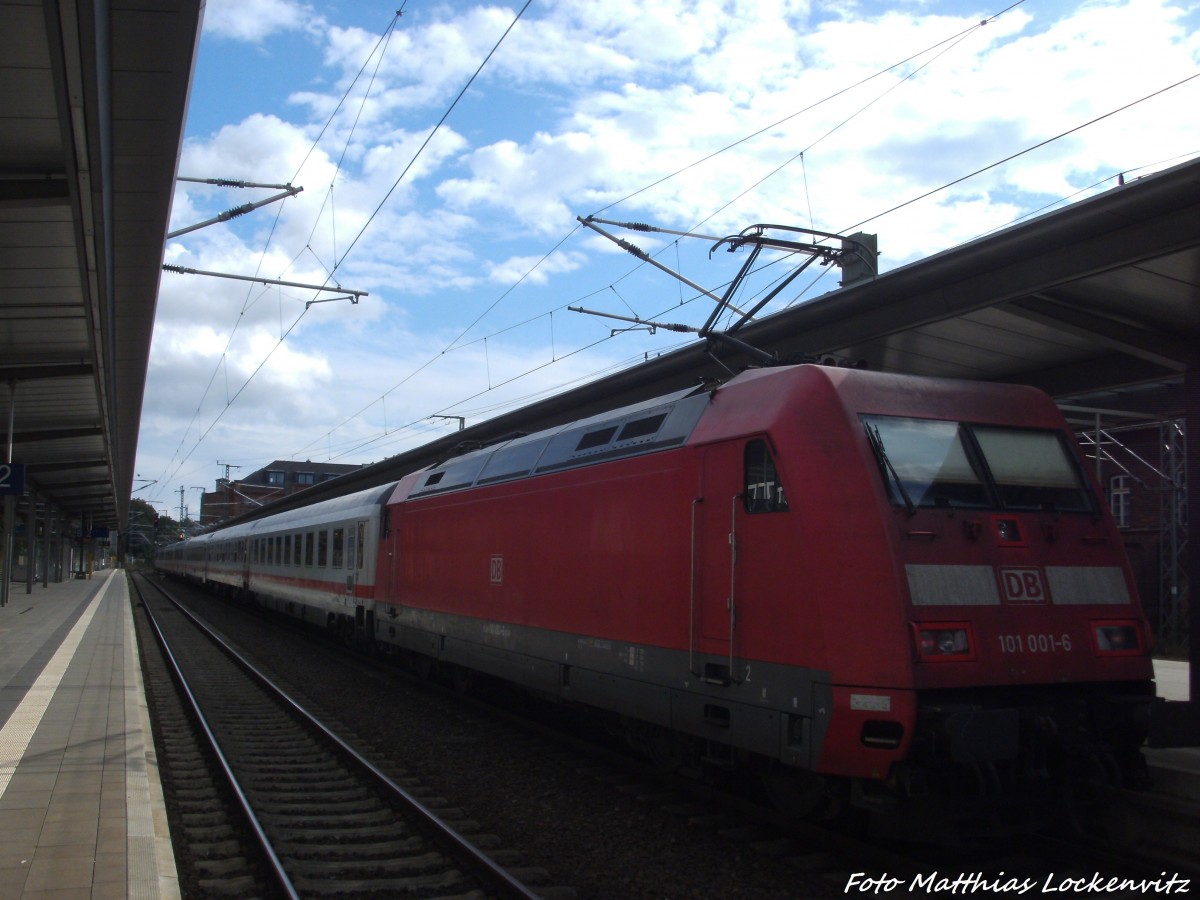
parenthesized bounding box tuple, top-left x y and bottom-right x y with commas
(1077, 418, 1188, 654)
(199, 460, 364, 527)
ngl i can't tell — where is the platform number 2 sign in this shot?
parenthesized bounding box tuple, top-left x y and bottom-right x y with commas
(0, 463, 25, 496)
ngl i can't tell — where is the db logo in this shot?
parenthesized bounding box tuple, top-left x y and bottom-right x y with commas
(999, 567, 1047, 604)
(490, 554, 504, 585)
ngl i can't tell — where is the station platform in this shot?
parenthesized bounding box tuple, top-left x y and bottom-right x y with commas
(0, 569, 177, 899)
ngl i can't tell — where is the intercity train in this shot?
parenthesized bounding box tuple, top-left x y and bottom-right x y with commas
(157, 364, 1154, 822)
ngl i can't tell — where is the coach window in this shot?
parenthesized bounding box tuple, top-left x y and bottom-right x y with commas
(317, 530, 328, 567)
(332, 528, 345, 568)
(276, 535, 284, 566)
(744, 439, 789, 513)
(304, 531, 314, 566)
(293, 534, 302, 565)
(284, 534, 293, 567)
(357, 523, 366, 569)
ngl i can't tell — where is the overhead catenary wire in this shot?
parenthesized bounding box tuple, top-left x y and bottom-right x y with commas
(287, 5, 1034, 464)
(154, 3, 529, 491)
(838, 71, 1200, 236)
(588, 0, 1030, 220)
(163, 2, 1020, 486)
(333, 1, 534, 273)
(319, 68, 1200, 466)
(153, 2, 1196, 501)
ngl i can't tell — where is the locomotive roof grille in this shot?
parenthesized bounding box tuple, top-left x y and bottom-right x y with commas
(618, 412, 668, 441)
(576, 425, 618, 451)
(411, 389, 709, 498)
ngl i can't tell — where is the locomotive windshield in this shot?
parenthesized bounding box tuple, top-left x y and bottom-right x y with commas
(862, 415, 1093, 513)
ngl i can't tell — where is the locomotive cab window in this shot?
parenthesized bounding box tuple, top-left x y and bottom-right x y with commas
(863, 415, 1093, 513)
(972, 426, 1092, 513)
(863, 416, 989, 510)
(744, 439, 789, 513)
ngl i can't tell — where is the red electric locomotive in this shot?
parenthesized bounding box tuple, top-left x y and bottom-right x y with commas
(160, 363, 1155, 822)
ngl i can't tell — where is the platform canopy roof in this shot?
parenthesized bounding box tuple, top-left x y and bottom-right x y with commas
(0, 0, 203, 532)
(1, 0, 1198, 531)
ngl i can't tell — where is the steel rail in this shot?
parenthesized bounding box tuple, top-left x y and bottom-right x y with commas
(133, 576, 300, 899)
(137, 574, 541, 900)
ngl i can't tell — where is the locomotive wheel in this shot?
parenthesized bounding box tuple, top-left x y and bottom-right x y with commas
(451, 664, 474, 695)
(1060, 750, 1120, 837)
(761, 767, 842, 822)
(640, 723, 687, 774)
(412, 652, 434, 682)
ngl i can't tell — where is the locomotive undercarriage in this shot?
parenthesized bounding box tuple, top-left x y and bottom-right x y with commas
(171, 574, 1156, 835)
(877, 683, 1153, 836)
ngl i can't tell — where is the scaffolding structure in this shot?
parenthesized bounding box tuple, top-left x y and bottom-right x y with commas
(1159, 420, 1189, 652)
(1073, 413, 1188, 652)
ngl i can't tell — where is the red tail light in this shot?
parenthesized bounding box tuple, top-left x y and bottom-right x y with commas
(1092, 620, 1145, 656)
(912, 622, 975, 662)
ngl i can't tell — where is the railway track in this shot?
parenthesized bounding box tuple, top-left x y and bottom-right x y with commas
(131, 573, 554, 898)
(136, 572, 1200, 898)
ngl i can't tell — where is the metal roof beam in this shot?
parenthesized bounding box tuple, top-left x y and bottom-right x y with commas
(1005, 294, 1199, 371)
(1009, 353, 1178, 398)
(8, 426, 103, 444)
(743, 185, 1200, 360)
(0, 177, 71, 207)
(0, 363, 94, 380)
(25, 458, 109, 473)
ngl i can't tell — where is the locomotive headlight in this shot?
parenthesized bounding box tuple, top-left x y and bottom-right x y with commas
(912, 622, 975, 662)
(1092, 620, 1144, 656)
(936, 630, 962, 653)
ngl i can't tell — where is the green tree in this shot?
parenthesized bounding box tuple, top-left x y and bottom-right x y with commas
(127, 499, 184, 561)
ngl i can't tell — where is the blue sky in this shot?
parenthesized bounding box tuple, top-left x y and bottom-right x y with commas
(136, 0, 1200, 516)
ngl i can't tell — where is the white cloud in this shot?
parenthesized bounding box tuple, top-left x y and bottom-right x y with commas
(139, 0, 1200, 506)
(484, 250, 587, 286)
(201, 0, 318, 42)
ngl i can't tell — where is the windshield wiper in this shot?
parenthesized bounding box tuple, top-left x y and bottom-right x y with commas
(866, 424, 916, 517)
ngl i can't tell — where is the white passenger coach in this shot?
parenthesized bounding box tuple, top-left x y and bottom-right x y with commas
(156, 483, 395, 640)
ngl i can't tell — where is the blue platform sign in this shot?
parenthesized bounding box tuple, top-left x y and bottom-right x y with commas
(0, 462, 25, 496)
